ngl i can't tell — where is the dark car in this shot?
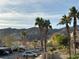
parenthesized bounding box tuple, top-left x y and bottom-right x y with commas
(0, 50, 9, 55)
(0, 47, 12, 56)
(12, 47, 25, 52)
(76, 42, 79, 49)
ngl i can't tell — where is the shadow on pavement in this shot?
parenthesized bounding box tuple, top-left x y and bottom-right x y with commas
(51, 53, 62, 59)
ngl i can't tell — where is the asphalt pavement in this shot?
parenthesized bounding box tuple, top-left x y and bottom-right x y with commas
(0, 52, 42, 59)
(0, 52, 22, 59)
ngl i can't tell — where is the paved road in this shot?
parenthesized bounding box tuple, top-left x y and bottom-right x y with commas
(0, 52, 42, 59)
(35, 55, 43, 59)
(0, 52, 22, 59)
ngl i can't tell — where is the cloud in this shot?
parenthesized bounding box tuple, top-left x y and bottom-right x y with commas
(0, 11, 62, 19)
(0, 0, 77, 14)
(0, 11, 63, 29)
(0, 23, 32, 29)
(0, 11, 63, 22)
(0, 0, 9, 5)
(0, 0, 49, 5)
(0, 0, 24, 5)
(0, 0, 78, 29)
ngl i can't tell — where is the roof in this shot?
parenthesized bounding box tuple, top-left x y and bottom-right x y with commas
(0, 47, 10, 50)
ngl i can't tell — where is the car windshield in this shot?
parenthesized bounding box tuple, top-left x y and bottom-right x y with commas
(25, 52, 32, 54)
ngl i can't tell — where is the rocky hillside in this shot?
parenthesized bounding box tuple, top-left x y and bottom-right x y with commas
(0, 25, 79, 40)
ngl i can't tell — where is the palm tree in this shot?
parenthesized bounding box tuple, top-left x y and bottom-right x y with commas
(43, 20, 52, 52)
(35, 17, 44, 51)
(21, 31, 27, 40)
(21, 31, 27, 46)
(58, 15, 71, 59)
(69, 6, 79, 54)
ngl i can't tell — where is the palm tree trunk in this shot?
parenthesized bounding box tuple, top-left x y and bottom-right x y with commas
(41, 39, 43, 51)
(44, 29, 48, 52)
(66, 23, 71, 59)
(40, 28, 44, 51)
(73, 17, 77, 55)
(44, 33, 47, 59)
(44, 38, 47, 52)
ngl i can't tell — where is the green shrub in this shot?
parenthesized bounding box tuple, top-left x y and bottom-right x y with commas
(68, 54, 79, 59)
(53, 34, 69, 47)
(58, 45, 64, 50)
(48, 47, 56, 52)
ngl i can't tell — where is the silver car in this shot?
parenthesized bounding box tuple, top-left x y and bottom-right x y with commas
(22, 51, 38, 57)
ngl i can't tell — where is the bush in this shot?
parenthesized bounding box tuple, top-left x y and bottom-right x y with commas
(48, 47, 56, 52)
(53, 34, 69, 47)
(58, 36, 69, 47)
(58, 45, 64, 50)
(68, 54, 79, 59)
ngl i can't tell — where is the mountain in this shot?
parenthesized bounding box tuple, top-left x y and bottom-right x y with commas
(0, 25, 79, 40)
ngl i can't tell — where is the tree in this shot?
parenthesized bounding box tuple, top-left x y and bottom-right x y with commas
(53, 34, 68, 47)
(21, 31, 27, 46)
(43, 20, 52, 52)
(32, 40, 38, 49)
(69, 6, 79, 54)
(58, 15, 71, 58)
(35, 17, 44, 50)
(21, 31, 27, 40)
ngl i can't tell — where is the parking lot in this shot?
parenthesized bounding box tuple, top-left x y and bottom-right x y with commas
(0, 52, 43, 59)
(0, 50, 42, 59)
(0, 52, 22, 59)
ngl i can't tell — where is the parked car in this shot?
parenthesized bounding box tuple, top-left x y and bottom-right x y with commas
(0, 47, 12, 56)
(76, 42, 79, 49)
(18, 48, 25, 52)
(0, 50, 10, 55)
(31, 49, 41, 56)
(12, 47, 25, 52)
(35, 48, 42, 51)
(22, 51, 38, 57)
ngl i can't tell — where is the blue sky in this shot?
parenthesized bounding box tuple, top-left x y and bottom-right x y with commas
(0, 0, 79, 29)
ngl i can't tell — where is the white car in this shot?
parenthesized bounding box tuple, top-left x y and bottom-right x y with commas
(22, 51, 38, 57)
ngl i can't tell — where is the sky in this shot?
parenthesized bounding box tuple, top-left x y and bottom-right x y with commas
(0, 0, 79, 29)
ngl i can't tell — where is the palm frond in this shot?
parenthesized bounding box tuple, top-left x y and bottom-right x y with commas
(58, 15, 71, 25)
(69, 6, 77, 17)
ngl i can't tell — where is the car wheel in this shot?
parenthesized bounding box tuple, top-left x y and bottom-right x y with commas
(23, 55, 26, 57)
(35, 54, 37, 57)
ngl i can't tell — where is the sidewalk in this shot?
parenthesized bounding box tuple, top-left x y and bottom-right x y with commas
(49, 51, 68, 59)
(35, 52, 68, 59)
(35, 55, 43, 59)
